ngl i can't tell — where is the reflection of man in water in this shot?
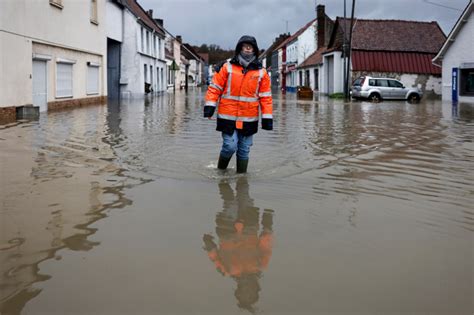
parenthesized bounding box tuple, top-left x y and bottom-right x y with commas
(203, 178, 274, 313)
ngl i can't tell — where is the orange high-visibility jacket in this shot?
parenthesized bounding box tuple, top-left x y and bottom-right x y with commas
(204, 60, 273, 136)
(206, 230, 273, 277)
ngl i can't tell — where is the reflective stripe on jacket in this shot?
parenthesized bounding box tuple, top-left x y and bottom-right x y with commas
(205, 61, 273, 136)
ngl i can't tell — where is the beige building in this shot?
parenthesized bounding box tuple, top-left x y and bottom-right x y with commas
(0, 0, 107, 120)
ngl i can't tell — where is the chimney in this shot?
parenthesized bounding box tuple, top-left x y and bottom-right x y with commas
(154, 18, 163, 27)
(147, 9, 153, 18)
(176, 35, 182, 43)
(317, 4, 325, 50)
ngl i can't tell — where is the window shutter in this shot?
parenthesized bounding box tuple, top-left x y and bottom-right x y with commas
(56, 63, 73, 97)
(87, 65, 99, 95)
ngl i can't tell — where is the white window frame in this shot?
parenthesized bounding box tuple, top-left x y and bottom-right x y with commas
(56, 58, 75, 98)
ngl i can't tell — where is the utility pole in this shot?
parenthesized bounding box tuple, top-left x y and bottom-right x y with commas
(345, 0, 356, 101)
(343, 0, 347, 99)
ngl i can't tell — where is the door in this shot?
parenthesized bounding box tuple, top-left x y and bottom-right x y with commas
(107, 38, 121, 99)
(376, 79, 391, 99)
(33, 60, 47, 112)
(388, 79, 406, 99)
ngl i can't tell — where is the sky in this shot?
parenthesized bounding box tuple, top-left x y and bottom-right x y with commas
(139, 0, 471, 50)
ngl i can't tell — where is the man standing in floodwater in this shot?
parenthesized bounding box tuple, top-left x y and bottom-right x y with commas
(204, 35, 273, 173)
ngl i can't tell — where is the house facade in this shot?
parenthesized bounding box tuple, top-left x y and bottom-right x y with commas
(285, 19, 317, 92)
(322, 18, 446, 97)
(119, 1, 166, 98)
(0, 0, 107, 119)
(433, 0, 474, 103)
(296, 5, 334, 92)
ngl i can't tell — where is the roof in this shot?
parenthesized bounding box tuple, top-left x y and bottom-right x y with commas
(352, 51, 441, 75)
(433, 0, 473, 65)
(274, 18, 317, 51)
(198, 53, 209, 64)
(182, 43, 204, 61)
(298, 47, 327, 68)
(123, 0, 165, 37)
(328, 18, 446, 53)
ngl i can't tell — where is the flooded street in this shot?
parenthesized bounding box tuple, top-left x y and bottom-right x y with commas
(1, 89, 473, 314)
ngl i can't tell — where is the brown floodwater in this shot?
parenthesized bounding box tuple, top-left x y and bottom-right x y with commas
(1, 89, 473, 314)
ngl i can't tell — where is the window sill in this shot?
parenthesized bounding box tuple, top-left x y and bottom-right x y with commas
(90, 19, 99, 26)
(49, 2, 63, 9)
(87, 92, 99, 96)
(55, 95, 73, 99)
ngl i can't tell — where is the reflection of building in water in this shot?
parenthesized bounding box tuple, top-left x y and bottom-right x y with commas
(0, 107, 151, 313)
(203, 178, 274, 313)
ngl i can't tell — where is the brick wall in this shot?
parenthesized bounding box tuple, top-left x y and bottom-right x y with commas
(48, 96, 107, 111)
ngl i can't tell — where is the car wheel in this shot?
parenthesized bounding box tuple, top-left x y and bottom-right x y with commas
(369, 93, 381, 103)
(408, 93, 420, 103)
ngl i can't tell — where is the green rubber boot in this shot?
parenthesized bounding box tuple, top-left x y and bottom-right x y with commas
(217, 155, 232, 170)
(236, 159, 249, 174)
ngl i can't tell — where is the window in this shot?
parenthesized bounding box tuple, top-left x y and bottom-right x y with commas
(150, 65, 153, 89)
(56, 61, 74, 98)
(90, 0, 98, 24)
(86, 63, 99, 95)
(49, 0, 63, 9)
(369, 79, 376, 86)
(144, 64, 148, 83)
(460, 68, 474, 96)
(141, 28, 145, 53)
(153, 36, 157, 57)
(146, 31, 149, 55)
(388, 80, 404, 88)
(376, 79, 389, 87)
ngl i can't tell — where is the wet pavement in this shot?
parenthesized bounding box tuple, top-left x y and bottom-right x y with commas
(1, 89, 473, 314)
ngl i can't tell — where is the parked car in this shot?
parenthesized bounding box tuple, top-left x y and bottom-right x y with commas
(351, 76, 422, 103)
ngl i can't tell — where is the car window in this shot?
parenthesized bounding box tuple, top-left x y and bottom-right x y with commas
(388, 80, 404, 88)
(376, 79, 389, 87)
(353, 78, 362, 86)
(369, 79, 376, 86)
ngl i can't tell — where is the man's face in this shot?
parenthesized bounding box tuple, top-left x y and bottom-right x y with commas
(242, 43, 254, 54)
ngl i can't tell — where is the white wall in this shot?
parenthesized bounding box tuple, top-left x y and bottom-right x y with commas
(0, 32, 33, 107)
(0, 0, 106, 108)
(0, 0, 105, 55)
(33, 42, 103, 102)
(298, 22, 317, 65)
(120, 9, 141, 98)
(106, 0, 123, 43)
(440, 9, 474, 103)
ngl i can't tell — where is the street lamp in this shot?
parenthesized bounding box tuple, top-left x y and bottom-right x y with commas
(170, 59, 180, 92)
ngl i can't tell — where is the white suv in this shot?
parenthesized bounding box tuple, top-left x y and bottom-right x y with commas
(351, 76, 423, 102)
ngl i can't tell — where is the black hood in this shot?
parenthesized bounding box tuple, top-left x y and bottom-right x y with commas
(231, 35, 262, 70)
(235, 35, 259, 56)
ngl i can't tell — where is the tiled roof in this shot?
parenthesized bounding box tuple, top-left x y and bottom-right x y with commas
(274, 18, 317, 51)
(123, 0, 165, 37)
(298, 47, 327, 68)
(330, 18, 446, 53)
(352, 51, 441, 75)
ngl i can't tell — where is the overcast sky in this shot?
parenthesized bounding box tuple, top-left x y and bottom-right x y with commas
(139, 0, 470, 50)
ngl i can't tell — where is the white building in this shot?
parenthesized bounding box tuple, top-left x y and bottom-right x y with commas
(433, 0, 474, 103)
(285, 18, 317, 92)
(118, 1, 166, 98)
(0, 0, 107, 118)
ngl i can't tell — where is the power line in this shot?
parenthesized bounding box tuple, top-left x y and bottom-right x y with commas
(422, 0, 463, 11)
